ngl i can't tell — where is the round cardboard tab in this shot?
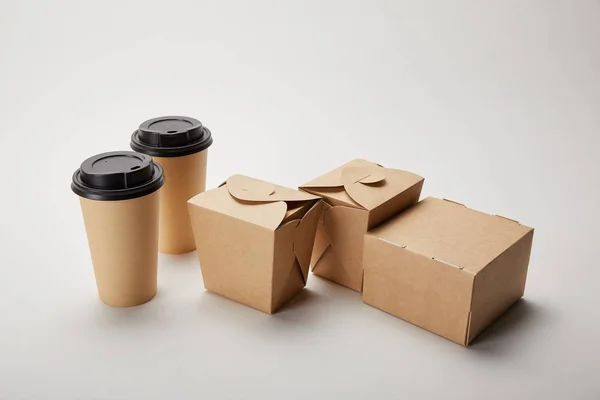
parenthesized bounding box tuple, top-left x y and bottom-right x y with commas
(341, 166, 386, 186)
(341, 166, 389, 209)
(226, 174, 276, 201)
(358, 171, 386, 184)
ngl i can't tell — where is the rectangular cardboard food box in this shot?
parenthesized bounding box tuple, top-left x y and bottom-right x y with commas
(188, 175, 323, 314)
(363, 197, 534, 346)
(299, 159, 424, 292)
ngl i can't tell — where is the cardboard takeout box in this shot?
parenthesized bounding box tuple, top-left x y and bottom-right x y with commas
(299, 159, 424, 292)
(188, 175, 323, 313)
(363, 197, 534, 346)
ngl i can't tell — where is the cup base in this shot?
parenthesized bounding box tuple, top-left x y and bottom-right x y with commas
(98, 289, 157, 308)
(159, 245, 197, 255)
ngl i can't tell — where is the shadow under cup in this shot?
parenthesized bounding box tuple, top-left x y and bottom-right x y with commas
(71, 151, 165, 307)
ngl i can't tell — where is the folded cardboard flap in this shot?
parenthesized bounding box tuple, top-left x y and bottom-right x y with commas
(260, 186, 324, 310)
(309, 203, 331, 269)
(341, 166, 387, 185)
(303, 186, 362, 209)
(300, 158, 376, 188)
(355, 170, 386, 184)
(291, 200, 325, 282)
(227, 174, 276, 200)
(227, 174, 319, 203)
(283, 201, 315, 224)
(189, 174, 321, 231)
(222, 174, 324, 284)
(300, 159, 424, 292)
(301, 159, 424, 212)
(189, 186, 287, 230)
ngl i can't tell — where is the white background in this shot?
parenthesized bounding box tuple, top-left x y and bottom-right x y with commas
(1, 0, 599, 398)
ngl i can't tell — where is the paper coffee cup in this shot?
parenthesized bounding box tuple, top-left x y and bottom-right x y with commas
(130, 116, 213, 254)
(71, 151, 164, 307)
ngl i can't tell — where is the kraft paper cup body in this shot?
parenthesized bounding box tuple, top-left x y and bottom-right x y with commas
(130, 116, 213, 254)
(79, 191, 160, 307)
(154, 150, 207, 253)
(71, 151, 165, 307)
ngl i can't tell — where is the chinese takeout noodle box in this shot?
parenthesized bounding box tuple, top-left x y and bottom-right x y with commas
(188, 175, 323, 313)
(299, 159, 424, 292)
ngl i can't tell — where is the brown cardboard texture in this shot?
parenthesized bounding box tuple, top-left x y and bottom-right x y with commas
(362, 197, 534, 346)
(300, 159, 424, 292)
(188, 175, 323, 314)
(79, 190, 160, 307)
(153, 149, 207, 254)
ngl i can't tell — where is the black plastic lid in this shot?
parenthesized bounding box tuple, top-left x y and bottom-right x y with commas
(71, 151, 164, 201)
(130, 116, 213, 157)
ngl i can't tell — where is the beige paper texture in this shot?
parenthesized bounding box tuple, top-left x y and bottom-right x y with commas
(79, 190, 160, 307)
(188, 176, 322, 313)
(363, 197, 534, 345)
(153, 150, 207, 254)
(300, 159, 424, 292)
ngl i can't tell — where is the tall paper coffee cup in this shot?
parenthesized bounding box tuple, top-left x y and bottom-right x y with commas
(131, 116, 213, 254)
(153, 150, 207, 253)
(71, 151, 164, 307)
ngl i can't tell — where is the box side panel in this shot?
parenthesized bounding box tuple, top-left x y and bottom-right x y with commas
(312, 247, 359, 290)
(317, 206, 369, 292)
(188, 203, 274, 313)
(363, 235, 473, 345)
(467, 229, 534, 343)
(367, 179, 423, 230)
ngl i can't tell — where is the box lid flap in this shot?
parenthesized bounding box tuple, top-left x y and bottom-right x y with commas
(300, 159, 378, 188)
(227, 174, 319, 203)
(300, 159, 423, 211)
(189, 175, 319, 231)
(368, 197, 533, 274)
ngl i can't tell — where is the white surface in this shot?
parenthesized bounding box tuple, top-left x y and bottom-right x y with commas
(1, 1, 599, 398)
